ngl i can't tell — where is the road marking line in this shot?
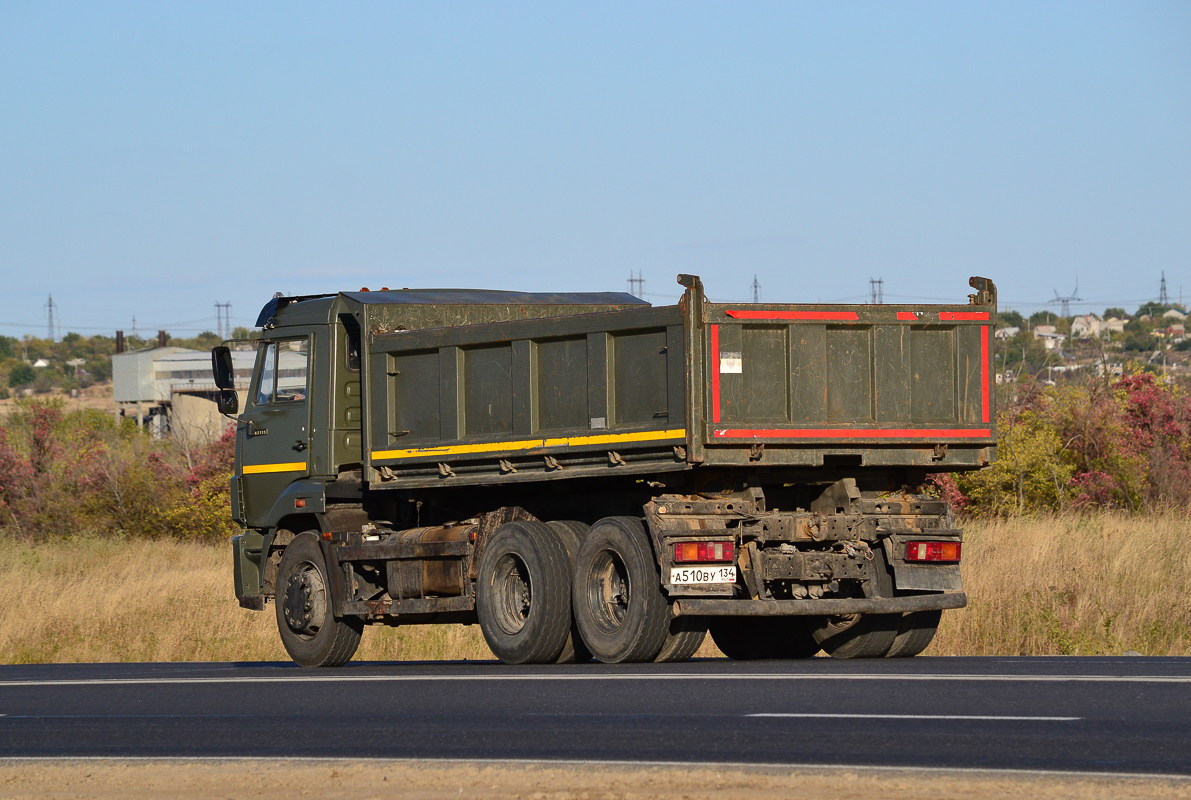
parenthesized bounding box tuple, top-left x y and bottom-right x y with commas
(748, 713, 1081, 721)
(0, 673, 1189, 688)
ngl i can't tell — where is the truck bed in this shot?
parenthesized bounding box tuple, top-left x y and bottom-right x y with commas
(360, 277, 996, 489)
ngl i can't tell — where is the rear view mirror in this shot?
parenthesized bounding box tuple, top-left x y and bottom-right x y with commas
(217, 389, 239, 416)
(212, 346, 235, 390)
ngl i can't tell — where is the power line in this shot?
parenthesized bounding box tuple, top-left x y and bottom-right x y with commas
(1159, 272, 1169, 306)
(868, 278, 884, 305)
(45, 295, 56, 342)
(1049, 280, 1081, 317)
(627, 271, 645, 297)
(215, 302, 232, 339)
(751, 275, 761, 303)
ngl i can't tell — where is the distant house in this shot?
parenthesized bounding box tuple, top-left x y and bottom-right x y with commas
(1071, 314, 1102, 338)
(31, 358, 50, 368)
(1163, 308, 1187, 322)
(1032, 325, 1064, 351)
(1168, 324, 1186, 339)
(994, 326, 1020, 340)
(1103, 317, 1126, 334)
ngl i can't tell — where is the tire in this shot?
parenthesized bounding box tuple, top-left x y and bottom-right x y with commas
(885, 608, 942, 658)
(814, 549, 899, 659)
(275, 532, 363, 668)
(546, 521, 594, 664)
(709, 617, 822, 660)
(477, 521, 574, 665)
(655, 616, 708, 662)
(572, 516, 669, 663)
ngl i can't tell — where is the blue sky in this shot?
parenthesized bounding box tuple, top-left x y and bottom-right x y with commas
(1, 2, 1188, 337)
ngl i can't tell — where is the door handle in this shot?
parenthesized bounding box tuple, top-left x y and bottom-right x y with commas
(292, 440, 308, 452)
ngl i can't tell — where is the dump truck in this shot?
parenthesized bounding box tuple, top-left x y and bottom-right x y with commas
(213, 274, 997, 666)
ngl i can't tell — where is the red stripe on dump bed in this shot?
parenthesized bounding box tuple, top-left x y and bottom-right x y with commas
(982, 325, 990, 423)
(939, 311, 990, 321)
(725, 310, 860, 321)
(712, 428, 992, 439)
(710, 324, 721, 423)
(896, 312, 920, 321)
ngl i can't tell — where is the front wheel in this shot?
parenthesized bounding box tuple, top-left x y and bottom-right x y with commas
(572, 516, 669, 663)
(275, 532, 363, 668)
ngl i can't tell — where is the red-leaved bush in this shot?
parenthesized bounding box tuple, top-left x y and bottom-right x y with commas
(0, 398, 236, 541)
(950, 370, 1191, 515)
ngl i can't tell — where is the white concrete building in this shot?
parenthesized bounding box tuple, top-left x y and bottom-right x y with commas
(112, 346, 255, 444)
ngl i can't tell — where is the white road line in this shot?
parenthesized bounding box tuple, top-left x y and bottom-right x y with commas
(0, 671, 1181, 690)
(0, 673, 1188, 688)
(748, 713, 1081, 721)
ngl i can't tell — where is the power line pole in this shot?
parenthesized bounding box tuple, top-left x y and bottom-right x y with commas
(45, 294, 56, 341)
(627, 271, 645, 297)
(215, 302, 232, 338)
(869, 278, 884, 304)
(1050, 280, 1081, 318)
(1159, 271, 1169, 306)
(751, 275, 761, 303)
(131, 316, 138, 338)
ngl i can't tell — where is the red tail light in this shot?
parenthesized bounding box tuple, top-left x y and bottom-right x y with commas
(905, 541, 961, 562)
(674, 541, 735, 563)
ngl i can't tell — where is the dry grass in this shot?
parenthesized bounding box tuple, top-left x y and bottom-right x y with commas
(928, 512, 1191, 656)
(1, 512, 1188, 664)
(0, 536, 494, 664)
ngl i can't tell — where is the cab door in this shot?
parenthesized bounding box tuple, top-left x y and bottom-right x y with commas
(239, 336, 311, 528)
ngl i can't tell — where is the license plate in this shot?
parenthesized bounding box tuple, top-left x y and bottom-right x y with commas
(669, 565, 737, 584)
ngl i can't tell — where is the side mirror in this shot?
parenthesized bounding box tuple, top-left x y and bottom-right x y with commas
(212, 346, 235, 390)
(217, 389, 239, 416)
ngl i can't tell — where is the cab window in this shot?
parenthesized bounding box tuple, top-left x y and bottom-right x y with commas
(255, 339, 309, 405)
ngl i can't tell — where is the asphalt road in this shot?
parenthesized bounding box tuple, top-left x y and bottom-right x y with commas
(1, 657, 1189, 775)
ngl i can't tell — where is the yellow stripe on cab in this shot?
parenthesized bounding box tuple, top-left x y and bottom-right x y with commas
(242, 462, 308, 475)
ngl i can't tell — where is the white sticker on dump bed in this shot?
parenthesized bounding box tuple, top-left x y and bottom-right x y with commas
(719, 352, 742, 374)
(670, 566, 738, 584)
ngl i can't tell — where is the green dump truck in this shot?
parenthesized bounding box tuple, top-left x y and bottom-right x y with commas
(213, 274, 996, 666)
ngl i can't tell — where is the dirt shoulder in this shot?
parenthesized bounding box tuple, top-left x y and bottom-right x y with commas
(1, 760, 1188, 800)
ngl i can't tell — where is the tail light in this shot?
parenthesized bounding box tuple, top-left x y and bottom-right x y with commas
(674, 541, 735, 563)
(905, 541, 961, 562)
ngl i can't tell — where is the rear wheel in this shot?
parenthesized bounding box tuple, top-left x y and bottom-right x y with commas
(814, 550, 899, 659)
(477, 521, 573, 664)
(885, 607, 942, 658)
(275, 532, 363, 668)
(654, 616, 708, 662)
(546, 521, 594, 664)
(572, 516, 669, 663)
(709, 617, 821, 660)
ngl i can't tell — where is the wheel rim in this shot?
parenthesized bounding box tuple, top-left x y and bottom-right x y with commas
(492, 553, 533, 635)
(282, 560, 327, 640)
(586, 548, 631, 634)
